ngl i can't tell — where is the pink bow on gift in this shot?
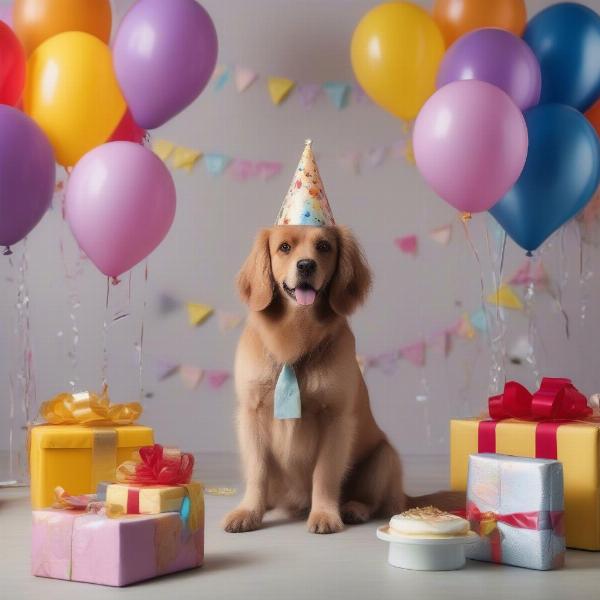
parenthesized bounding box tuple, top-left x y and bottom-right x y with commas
(116, 444, 194, 485)
(488, 378, 593, 421)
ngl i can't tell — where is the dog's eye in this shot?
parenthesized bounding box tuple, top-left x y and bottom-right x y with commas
(279, 242, 291, 253)
(316, 240, 331, 253)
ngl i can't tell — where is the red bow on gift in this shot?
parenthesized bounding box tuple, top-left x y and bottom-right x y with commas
(116, 444, 194, 485)
(466, 501, 564, 564)
(488, 378, 592, 421)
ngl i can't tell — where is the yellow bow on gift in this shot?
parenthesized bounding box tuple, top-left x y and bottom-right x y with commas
(39, 387, 142, 426)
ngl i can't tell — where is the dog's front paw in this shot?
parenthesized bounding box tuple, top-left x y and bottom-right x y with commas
(307, 509, 344, 534)
(341, 500, 370, 524)
(222, 507, 263, 533)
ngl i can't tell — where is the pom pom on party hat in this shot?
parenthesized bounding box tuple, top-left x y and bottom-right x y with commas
(275, 139, 335, 227)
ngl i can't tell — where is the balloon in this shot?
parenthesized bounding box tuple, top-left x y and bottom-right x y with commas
(0, 3, 12, 28)
(108, 109, 146, 145)
(586, 98, 600, 138)
(433, 0, 526, 46)
(0, 105, 55, 249)
(491, 104, 600, 253)
(413, 80, 528, 214)
(524, 3, 600, 112)
(0, 20, 25, 106)
(66, 142, 176, 278)
(13, 0, 111, 55)
(437, 28, 541, 111)
(350, 2, 445, 121)
(113, 0, 218, 129)
(24, 31, 126, 167)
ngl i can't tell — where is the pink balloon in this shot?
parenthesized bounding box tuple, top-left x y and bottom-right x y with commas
(66, 142, 176, 278)
(412, 80, 528, 213)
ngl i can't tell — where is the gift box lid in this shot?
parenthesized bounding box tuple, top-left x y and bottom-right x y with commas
(30, 425, 153, 450)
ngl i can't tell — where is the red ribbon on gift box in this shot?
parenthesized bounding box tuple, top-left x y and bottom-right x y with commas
(466, 501, 564, 563)
(116, 444, 194, 486)
(478, 378, 595, 459)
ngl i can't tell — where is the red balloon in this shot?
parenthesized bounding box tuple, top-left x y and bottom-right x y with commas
(108, 109, 146, 144)
(0, 21, 25, 106)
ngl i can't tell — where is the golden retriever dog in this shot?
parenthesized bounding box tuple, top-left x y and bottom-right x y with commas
(223, 225, 461, 534)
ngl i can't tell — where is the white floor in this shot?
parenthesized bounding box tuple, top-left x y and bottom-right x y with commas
(1, 453, 599, 600)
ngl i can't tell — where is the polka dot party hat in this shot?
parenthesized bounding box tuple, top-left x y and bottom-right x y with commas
(275, 139, 335, 227)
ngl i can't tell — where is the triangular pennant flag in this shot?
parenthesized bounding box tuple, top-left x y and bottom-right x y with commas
(338, 151, 361, 174)
(179, 365, 204, 389)
(157, 292, 180, 315)
(509, 261, 531, 285)
(171, 146, 202, 172)
(370, 351, 398, 375)
(234, 66, 258, 92)
(229, 158, 257, 181)
(217, 310, 243, 332)
(268, 77, 295, 105)
(394, 235, 418, 256)
(187, 303, 214, 326)
(429, 224, 452, 246)
(366, 146, 387, 168)
(205, 370, 230, 389)
(400, 342, 426, 367)
(204, 153, 231, 176)
(486, 285, 523, 310)
(322, 82, 351, 109)
(297, 83, 321, 109)
(255, 161, 283, 181)
(470, 308, 488, 332)
(353, 84, 368, 104)
(213, 66, 231, 91)
(454, 313, 476, 339)
(155, 359, 179, 381)
(152, 139, 175, 161)
(429, 329, 451, 356)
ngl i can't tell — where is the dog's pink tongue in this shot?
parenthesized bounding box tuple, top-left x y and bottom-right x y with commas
(295, 288, 316, 306)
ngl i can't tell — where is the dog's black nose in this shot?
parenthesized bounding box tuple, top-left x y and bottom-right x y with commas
(297, 259, 316, 275)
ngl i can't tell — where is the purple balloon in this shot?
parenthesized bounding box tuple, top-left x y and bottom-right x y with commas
(0, 106, 55, 250)
(66, 142, 176, 278)
(437, 28, 541, 111)
(113, 0, 218, 129)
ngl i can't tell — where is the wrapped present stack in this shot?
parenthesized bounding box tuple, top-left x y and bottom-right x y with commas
(451, 377, 600, 551)
(465, 453, 565, 570)
(29, 389, 204, 586)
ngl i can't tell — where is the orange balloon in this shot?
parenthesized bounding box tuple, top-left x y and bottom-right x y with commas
(13, 0, 111, 55)
(586, 98, 600, 139)
(433, 0, 526, 46)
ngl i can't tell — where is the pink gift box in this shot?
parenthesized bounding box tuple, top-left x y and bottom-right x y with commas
(32, 509, 204, 586)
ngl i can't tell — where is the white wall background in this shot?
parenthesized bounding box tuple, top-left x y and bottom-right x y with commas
(2, 0, 600, 477)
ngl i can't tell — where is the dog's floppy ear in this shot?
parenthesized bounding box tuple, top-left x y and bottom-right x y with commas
(237, 228, 274, 311)
(329, 225, 372, 316)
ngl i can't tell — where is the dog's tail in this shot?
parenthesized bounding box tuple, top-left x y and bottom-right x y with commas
(405, 490, 466, 512)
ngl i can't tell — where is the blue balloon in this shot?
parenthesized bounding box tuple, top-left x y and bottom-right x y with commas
(490, 104, 600, 253)
(524, 3, 600, 112)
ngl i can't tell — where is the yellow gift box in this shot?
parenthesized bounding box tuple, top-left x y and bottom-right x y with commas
(29, 424, 153, 509)
(450, 417, 600, 550)
(106, 481, 203, 515)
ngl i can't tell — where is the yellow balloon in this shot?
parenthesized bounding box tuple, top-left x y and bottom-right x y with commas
(24, 31, 126, 167)
(351, 2, 445, 121)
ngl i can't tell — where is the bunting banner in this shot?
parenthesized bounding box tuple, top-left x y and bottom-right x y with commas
(211, 64, 371, 110)
(154, 359, 231, 391)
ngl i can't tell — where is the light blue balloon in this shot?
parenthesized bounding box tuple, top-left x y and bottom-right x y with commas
(490, 104, 600, 254)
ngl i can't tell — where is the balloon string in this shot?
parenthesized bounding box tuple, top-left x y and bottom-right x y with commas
(484, 223, 507, 396)
(102, 277, 110, 389)
(524, 275, 541, 389)
(137, 262, 149, 402)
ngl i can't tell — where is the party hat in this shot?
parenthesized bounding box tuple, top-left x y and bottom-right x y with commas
(275, 140, 335, 227)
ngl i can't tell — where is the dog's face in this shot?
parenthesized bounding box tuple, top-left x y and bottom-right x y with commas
(238, 225, 371, 316)
(268, 226, 338, 307)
